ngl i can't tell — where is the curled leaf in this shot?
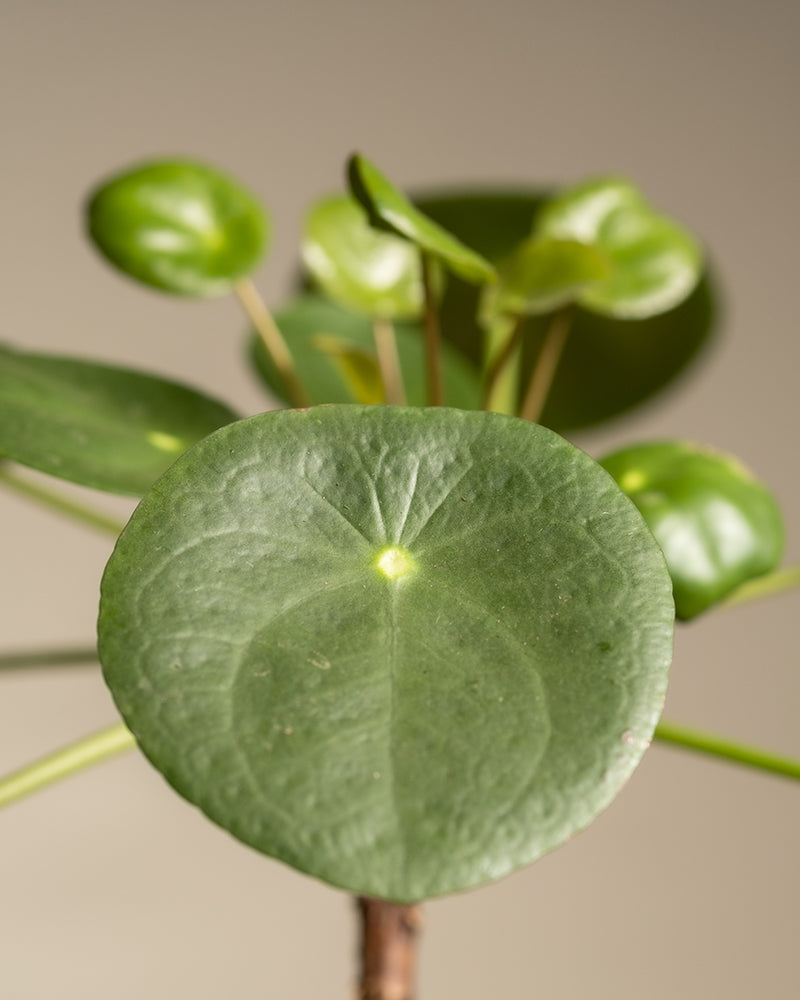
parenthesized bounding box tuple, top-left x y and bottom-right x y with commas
(348, 154, 496, 285)
(303, 194, 424, 319)
(534, 177, 702, 319)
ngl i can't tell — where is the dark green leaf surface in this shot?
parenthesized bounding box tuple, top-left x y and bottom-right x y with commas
(601, 441, 784, 619)
(250, 294, 481, 409)
(99, 406, 674, 901)
(348, 155, 496, 285)
(534, 178, 702, 319)
(0, 345, 239, 495)
(303, 195, 424, 319)
(87, 160, 269, 297)
(416, 191, 716, 431)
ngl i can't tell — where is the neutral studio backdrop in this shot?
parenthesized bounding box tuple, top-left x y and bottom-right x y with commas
(2, 1, 798, 997)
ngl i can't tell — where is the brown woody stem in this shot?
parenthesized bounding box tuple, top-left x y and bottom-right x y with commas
(356, 896, 423, 1000)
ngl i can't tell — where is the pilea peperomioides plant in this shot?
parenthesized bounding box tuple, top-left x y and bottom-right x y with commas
(1, 153, 797, 998)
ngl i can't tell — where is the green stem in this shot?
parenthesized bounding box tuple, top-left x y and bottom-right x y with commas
(0, 646, 98, 671)
(420, 253, 443, 407)
(654, 720, 800, 781)
(722, 565, 800, 609)
(234, 277, 311, 409)
(373, 316, 407, 405)
(518, 305, 573, 424)
(0, 464, 125, 537)
(482, 316, 523, 414)
(0, 723, 136, 810)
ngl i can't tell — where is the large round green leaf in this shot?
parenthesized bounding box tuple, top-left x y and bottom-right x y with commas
(416, 191, 717, 432)
(87, 160, 269, 297)
(348, 155, 496, 285)
(0, 344, 239, 495)
(99, 406, 674, 901)
(249, 294, 481, 409)
(600, 441, 784, 620)
(302, 194, 424, 319)
(534, 178, 702, 319)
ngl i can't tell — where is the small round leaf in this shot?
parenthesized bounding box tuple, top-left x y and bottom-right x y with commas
(99, 406, 674, 901)
(87, 160, 269, 297)
(348, 155, 496, 285)
(600, 441, 784, 620)
(534, 178, 702, 319)
(0, 344, 239, 495)
(303, 195, 424, 319)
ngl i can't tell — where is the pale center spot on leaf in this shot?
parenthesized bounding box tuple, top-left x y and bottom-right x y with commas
(618, 468, 647, 493)
(147, 430, 184, 452)
(375, 545, 416, 580)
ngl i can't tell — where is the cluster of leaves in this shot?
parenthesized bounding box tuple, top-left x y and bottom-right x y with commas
(0, 154, 789, 903)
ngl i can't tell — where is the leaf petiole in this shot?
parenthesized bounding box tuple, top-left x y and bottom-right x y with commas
(721, 565, 800, 609)
(518, 305, 573, 424)
(654, 720, 800, 781)
(373, 316, 407, 405)
(234, 277, 311, 408)
(420, 252, 444, 407)
(482, 315, 523, 414)
(0, 723, 136, 810)
(0, 464, 126, 537)
(0, 646, 98, 672)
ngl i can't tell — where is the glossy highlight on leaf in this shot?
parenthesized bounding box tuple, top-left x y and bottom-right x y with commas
(87, 159, 269, 297)
(99, 405, 674, 901)
(0, 344, 239, 495)
(303, 194, 424, 319)
(348, 155, 496, 285)
(534, 178, 702, 319)
(600, 441, 784, 619)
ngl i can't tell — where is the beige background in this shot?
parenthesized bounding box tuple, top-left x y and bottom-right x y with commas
(2, 0, 799, 997)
